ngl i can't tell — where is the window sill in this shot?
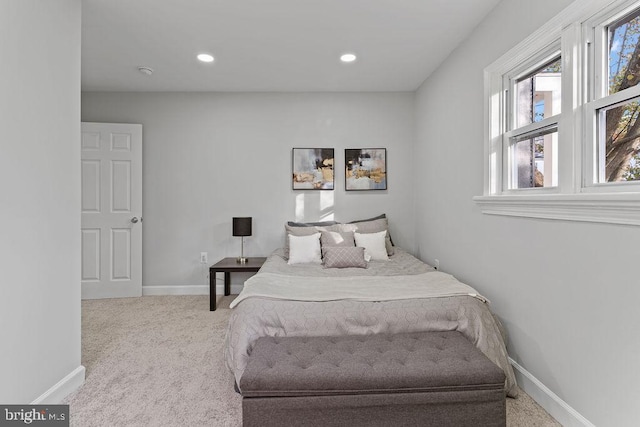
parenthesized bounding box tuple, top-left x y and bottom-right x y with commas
(473, 193, 640, 226)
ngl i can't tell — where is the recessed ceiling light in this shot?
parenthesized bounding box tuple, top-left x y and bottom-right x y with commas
(197, 53, 214, 63)
(340, 53, 357, 63)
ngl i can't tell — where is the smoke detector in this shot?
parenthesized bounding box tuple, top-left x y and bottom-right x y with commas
(137, 66, 154, 76)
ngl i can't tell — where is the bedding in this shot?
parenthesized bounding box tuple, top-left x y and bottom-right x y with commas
(284, 214, 394, 257)
(224, 247, 518, 397)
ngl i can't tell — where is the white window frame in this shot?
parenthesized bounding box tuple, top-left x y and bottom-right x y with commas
(584, 2, 640, 191)
(474, 0, 640, 226)
(503, 47, 561, 193)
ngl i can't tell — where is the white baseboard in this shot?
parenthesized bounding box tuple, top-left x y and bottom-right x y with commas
(509, 358, 595, 427)
(142, 285, 243, 296)
(31, 365, 85, 404)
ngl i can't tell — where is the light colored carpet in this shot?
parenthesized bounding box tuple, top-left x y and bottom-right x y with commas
(65, 295, 560, 426)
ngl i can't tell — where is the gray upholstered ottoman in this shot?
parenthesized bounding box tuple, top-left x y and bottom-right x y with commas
(239, 331, 506, 427)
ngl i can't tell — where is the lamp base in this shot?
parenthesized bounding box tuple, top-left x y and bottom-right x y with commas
(236, 257, 248, 264)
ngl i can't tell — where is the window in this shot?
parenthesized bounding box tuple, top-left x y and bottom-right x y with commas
(514, 57, 562, 128)
(590, 8, 640, 184)
(506, 56, 561, 190)
(597, 97, 640, 182)
(510, 126, 558, 189)
(476, 0, 640, 226)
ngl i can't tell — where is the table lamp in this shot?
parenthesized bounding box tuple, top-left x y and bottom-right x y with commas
(232, 217, 252, 264)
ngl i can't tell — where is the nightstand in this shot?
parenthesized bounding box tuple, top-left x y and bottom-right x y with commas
(209, 257, 266, 311)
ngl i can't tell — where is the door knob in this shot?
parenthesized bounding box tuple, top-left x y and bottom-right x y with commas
(131, 217, 139, 223)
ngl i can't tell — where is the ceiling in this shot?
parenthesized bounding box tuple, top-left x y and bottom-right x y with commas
(81, 0, 501, 92)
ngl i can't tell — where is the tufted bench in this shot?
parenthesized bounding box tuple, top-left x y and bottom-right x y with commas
(239, 331, 506, 427)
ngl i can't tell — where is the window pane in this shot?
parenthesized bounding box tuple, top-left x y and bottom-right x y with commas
(608, 10, 640, 95)
(597, 97, 640, 182)
(510, 128, 558, 189)
(515, 58, 562, 128)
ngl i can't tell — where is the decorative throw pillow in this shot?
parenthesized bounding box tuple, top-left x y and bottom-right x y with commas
(346, 215, 394, 256)
(320, 230, 355, 248)
(284, 223, 342, 257)
(287, 233, 322, 264)
(323, 247, 367, 268)
(354, 230, 389, 261)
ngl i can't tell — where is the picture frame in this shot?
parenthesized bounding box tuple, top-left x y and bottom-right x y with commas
(345, 148, 387, 191)
(292, 148, 334, 190)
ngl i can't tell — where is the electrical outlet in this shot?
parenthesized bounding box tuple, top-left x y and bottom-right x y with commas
(200, 252, 208, 264)
(434, 259, 440, 270)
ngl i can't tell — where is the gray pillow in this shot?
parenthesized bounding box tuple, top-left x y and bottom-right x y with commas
(323, 247, 367, 269)
(347, 215, 394, 256)
(348, 213, 386, 223)
(320, 230, 355, 248)
(287, 220, 339, 227)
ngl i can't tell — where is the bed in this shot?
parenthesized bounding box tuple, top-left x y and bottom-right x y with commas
(224, 218, 518, 398)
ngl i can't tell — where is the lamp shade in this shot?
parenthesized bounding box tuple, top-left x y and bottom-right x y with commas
(232, 217, 252, 237)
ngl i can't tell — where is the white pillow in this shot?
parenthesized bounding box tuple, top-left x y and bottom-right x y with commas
(354, 230, 389, 261)
(287, 233, 322, 264)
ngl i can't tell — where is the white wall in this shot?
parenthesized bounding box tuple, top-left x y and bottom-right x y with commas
(81, 92, 415, 291)
(0, 0, 83, 402)
(414, 0, 639, 426)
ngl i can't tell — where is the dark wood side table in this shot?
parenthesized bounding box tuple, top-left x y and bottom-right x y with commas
(209, 257, 266, 311)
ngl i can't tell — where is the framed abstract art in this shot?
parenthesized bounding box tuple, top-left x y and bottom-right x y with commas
(345, 148, 387, 190)
(292, 148, 334, 190)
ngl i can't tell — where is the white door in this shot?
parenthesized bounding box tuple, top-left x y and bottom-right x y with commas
(81, 122, 142, 299)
